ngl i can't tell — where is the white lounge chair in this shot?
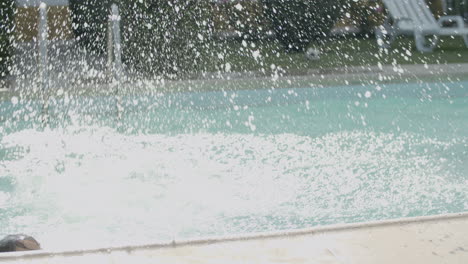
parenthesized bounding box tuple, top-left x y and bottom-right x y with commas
(376, 0, 468, 52)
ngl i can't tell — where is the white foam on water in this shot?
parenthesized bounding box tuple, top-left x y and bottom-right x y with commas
(0, 125, 467, 250)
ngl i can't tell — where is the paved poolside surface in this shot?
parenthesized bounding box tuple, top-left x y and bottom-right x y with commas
(0, 212, 467, 263)
(2, 62, 468, 101)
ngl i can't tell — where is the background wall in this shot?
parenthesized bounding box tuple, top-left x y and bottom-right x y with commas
(14, 0, 73, 42)
(15, 0, 68, 7)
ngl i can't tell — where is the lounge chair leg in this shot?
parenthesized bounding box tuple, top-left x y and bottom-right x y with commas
(463, 35, 468, 47)
(414, 32, 438, 53)
(375, 25, 395, 49)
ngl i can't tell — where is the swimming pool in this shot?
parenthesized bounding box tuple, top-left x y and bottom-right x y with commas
(0, 79, 467, 250)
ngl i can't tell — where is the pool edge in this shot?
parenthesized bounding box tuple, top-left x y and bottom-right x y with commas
(1, 211, 468, 261)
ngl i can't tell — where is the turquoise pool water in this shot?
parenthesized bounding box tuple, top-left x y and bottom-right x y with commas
(0, 80, 467, 249)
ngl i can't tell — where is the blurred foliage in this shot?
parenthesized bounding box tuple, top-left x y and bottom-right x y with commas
(428, 0, 445, 18)
(445, 0, 468, 17)
(262, 0, 344, 52)
(69, 0, 113, 52)
(0, 0, 14, 78)
(121, 1, 214, 77)
(69, 0, 214, 78)
(341, 0, 386, 36)
(213, 0, 269, 40)
(68, 0, 467, 77)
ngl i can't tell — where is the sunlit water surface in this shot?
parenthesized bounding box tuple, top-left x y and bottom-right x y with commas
(1, 80, 467, 250)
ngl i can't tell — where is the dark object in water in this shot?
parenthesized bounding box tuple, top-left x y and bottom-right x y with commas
(0, 234, 41, 253)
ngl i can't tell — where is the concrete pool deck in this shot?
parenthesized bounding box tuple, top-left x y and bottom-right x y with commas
(1, 212, 468, 263)
(1, 62, 468, 100)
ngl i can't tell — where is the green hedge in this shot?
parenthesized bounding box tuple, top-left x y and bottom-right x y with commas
(69, 0, 346, 74)
(121, 1, 213, 77)
(213, 0, 268, 40)
(69, 0, 214, 78)
(343, 0, 385, 36)
(262, 0, 344, 51)
(0, 0, 14, 78)
(446, 0, 468, 18)
(69, 0, 113, 53)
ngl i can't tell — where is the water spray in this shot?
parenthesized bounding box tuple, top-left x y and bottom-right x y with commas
(38, 2, 49, 125)
(108, 4, 123, 119)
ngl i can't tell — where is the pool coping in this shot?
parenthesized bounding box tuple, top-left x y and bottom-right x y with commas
(185, 62, 468, 81)
(1, 211, 468, 261)
(2, 63, 468, 98)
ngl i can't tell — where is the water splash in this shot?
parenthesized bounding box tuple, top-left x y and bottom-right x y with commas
(0, 124, 467, 250)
